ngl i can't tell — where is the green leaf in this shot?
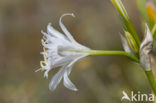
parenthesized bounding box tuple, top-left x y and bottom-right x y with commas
(111, 0, 141, 46)
(136, 0, 147, 21)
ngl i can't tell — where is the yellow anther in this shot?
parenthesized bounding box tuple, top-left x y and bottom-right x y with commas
(40, 61, 47, 70)
(43, 47, 47, 56)
(41, 39, 46, 44)
(41, 39, 48, 61)
(40, 39, 49, 70)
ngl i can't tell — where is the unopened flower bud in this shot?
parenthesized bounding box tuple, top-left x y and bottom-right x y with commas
(124, 31, 139, 54)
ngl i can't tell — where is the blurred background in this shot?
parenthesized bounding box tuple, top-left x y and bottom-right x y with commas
(0, 0, 155, 103)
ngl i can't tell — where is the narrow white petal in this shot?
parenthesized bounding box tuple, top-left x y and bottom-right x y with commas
(63, 55, 87, 91)
(47, 23, 66, 39)
(41, 30, 58, 44)
(49, 67, 65, 91)
(73, 42, 91, 51)
(52, 57, 72, 68)
(140, 24, 154, 71)
(63, 69, 78, 91)
(44, 66, 52, 79)
(59, 13, 76, 42)
(67, 55, 87, 72)
(41, 30, 49, 37)
(120, 34, 132, 53)
(59, 13, 90, 51)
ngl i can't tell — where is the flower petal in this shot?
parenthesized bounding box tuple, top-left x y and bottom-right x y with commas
(140, 24, 154, 71)
(59, 13, 91, 51)
(63, 55, 87, 91)
(47, 23, 66, 40)
(63, 69, 78, 91)
(49, 66, 66, 91)
(59, 13, 76, 42)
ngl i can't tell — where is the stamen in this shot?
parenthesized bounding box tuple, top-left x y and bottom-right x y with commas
(40, 39, 49, 70)
(41, 39, 46, 44)
(40, 61, 47, 70)
(43, 47, 47, 61)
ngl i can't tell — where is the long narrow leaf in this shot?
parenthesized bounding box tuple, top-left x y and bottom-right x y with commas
(136, 0, 147, 21)
(111, 0, 141, 46)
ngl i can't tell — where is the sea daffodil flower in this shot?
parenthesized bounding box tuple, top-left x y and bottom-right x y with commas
(37, 13, 90, 91)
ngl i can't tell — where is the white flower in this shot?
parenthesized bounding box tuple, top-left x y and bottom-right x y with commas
(37, 13, 90, 91)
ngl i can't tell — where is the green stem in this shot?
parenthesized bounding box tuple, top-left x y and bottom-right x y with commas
(62, 50, 139, 62)
(89, 50, 139, 62)
(145, 71, 156, 95)
(152, 24, 156, 36)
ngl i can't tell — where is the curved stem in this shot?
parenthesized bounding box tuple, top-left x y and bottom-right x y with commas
(145, 70, 156, 95)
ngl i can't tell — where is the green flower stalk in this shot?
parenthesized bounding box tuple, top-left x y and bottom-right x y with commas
(62, 50, 139, 62)
(152, 24, 156, 35)
(145, 71, 156, 94)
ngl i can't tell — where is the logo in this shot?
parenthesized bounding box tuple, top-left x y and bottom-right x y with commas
(121, 91, 154, 102)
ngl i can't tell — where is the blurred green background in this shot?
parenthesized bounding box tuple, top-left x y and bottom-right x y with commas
(0, 0, 154, 103)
